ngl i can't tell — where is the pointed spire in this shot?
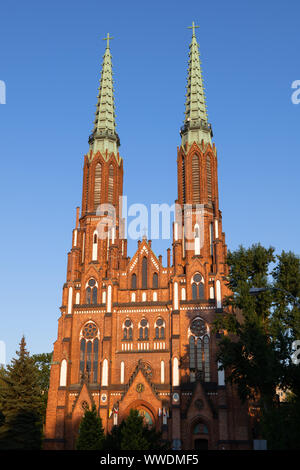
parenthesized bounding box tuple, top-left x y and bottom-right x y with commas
(180, 22, 212, 146)
(88, 33, 120, 152)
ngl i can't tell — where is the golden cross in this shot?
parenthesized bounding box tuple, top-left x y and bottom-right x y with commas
(188, 21, 199, 37)
(103, 32, 114, 48)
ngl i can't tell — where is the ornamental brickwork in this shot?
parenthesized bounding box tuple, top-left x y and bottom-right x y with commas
(44, 26, 251, 450)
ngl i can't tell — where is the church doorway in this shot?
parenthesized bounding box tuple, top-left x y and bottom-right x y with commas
(194, 439, 208, 450)
(191, 421, 209, 450)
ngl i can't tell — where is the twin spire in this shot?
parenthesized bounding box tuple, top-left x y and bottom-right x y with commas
(181, 21, 212, 146)
(88, 33, 120, 152)
(89, 23, 212, 151)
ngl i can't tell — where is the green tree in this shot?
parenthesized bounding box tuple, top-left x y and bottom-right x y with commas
(214, 244, 300, 448)
(260, 395, 300, 450)
(120, 409, 150, 450)
(0, 336, 43, 449)
(103, 422, 125, 451)
(31, 352, 53, 422)
(75, 405, 105, 450)
(104, 413, 169, 451)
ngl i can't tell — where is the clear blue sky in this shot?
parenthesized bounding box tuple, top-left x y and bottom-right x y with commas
(0, 0, 299, 364)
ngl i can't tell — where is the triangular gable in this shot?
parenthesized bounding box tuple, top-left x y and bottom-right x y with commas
(119, 360, 161, 406)
(128, 239, 161, 273)
(185, 381, 216, 420)
(71, 382, 95, 418)
(118, 368, 162, 417)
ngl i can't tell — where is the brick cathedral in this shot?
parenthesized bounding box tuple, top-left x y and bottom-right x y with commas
(44, 24, 251, 450)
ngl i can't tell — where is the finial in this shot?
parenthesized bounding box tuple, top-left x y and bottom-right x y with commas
(103, 32, 114, 49)
(142, 226, 148, 240)
(188, 21, 199, 38)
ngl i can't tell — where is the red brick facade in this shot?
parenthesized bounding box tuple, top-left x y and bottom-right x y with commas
(44, 39, 251, 451)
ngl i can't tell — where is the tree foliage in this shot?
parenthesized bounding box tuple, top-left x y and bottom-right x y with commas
(103, 409, 169, 451)
(120, 409, 151, 450)
(75, 404, 105, 450)
(214, 244, 300, 448)
(0, 336, 43, 449)
(31, 352, 52, 421)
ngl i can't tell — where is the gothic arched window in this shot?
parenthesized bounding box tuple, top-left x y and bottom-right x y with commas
(152, 272, 158, 289)
(154, 317, 165, 339)
(189, 318, 210, 382)
(204, 335, 210, 382)
(123, 319, 133, 340)
(108, 164, 114, 204)
(192, 154, 200, 204)
(192, 273, 205, 300)
(94, 163, 102, 211)
(86, 278, 98, 304)
(206, 155, 212, 203)
(142, 257, 147, 289)
(131, 273, 137, 289)
(79, 321, 99, 383)
(139, 318, 149, 340)
(182, 156, 186, 204)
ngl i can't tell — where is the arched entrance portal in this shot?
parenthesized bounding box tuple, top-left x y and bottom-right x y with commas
(192, 421, 209, 450)
(123, 400, 157, 430)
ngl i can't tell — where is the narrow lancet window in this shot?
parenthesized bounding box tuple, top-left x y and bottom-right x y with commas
(142, 257, 147, 289)
(94, 163, 102, 211)
(207, 155, 212, 203)
(108, 164, 114, 204)
(192, 154, 200, 204)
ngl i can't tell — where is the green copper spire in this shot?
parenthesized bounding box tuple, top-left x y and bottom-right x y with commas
(180, 22, 212, 146)
(89, 33, 120, 154)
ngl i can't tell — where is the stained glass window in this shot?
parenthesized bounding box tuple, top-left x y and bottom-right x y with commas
(79, 322, 99, 383)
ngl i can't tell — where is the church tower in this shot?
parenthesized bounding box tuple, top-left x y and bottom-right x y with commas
(44, 26, 251, 451)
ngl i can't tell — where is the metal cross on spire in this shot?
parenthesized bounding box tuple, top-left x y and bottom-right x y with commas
(103, 32, 114, 48)
(188, 21, 199, 37)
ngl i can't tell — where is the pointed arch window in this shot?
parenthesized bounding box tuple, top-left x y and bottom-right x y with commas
(120, 361, 125, 384)
(142, 257, 147, 289)
(131, 273, 137, 289)
(207, 155, 212, 203)
(152, 272, 158, 289)
(194, 224, 200, 255)
(92, 232, 98, 261)
(86, 278, 98, 305)
(94, 163, 102, 211)
(108, 164, 114, 204)
(182, 156, 186, 204)
(189, 336, 196, 369)
(139, 318, 149, 340)
(192, 154, 200, 204)
(79, 321, 99, 383)
(204, 335, 210, 382)
(189, 318, 210, 382)
(59, 359, 67, 387)
(123, 319, 133, 340)
(192, 273, 205, 300)
(154, 317, 165, 339)
(160, 360, 165, 384)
